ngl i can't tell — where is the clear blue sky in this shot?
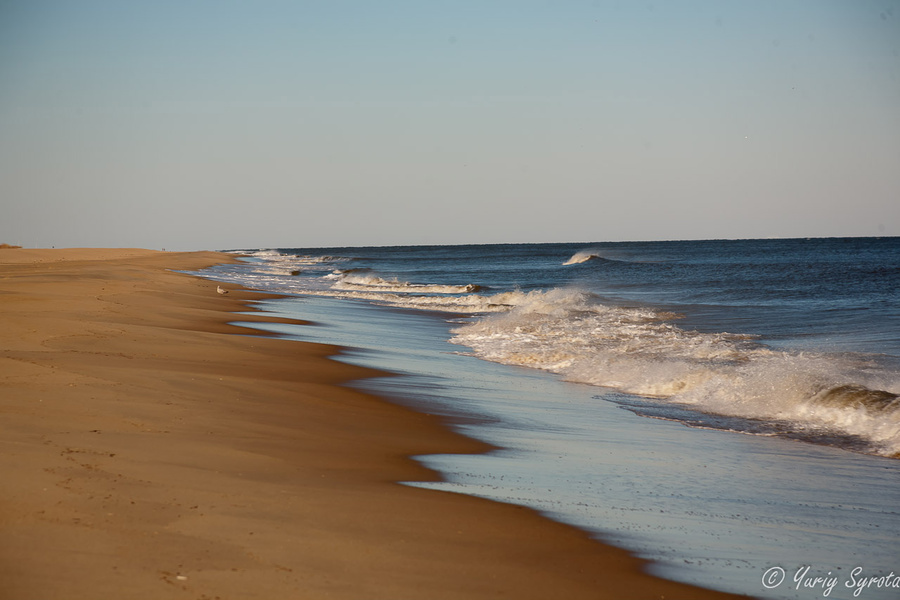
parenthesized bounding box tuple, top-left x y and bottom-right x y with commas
(1, 1, 898, 250)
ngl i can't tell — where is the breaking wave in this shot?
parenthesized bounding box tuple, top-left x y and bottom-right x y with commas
(449, 289, 900, 458)
(562, 250, 601, 265)
(327, 269, 482, 295)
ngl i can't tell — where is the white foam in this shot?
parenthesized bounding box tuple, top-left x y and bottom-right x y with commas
(449, 288, 900, 457)
(330, 271, 479, 295)
(326, 269, 479, 301)
(562, 250, 600, 265)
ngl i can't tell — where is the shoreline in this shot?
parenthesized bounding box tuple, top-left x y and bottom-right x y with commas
(0, 248, 744, 599)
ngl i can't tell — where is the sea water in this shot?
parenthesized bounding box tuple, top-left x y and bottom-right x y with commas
(194, 238, 900, 600)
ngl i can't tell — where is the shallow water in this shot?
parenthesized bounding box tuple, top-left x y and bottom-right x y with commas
(230, 294, 900, 600)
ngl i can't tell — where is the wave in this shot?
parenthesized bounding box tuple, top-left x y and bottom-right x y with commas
(813, 385, 899, 411)
(237, 250, 354, 277)
(287, 285, 573, 314)
(328, 269, 482, 295)
(562, 250, 601, 265)
(562, 249, 669, 265)
(449, 288, 900, 458)
(244, 249, 352, 264)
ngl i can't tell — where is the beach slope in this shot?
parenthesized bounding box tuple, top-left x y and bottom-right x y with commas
(0, 248, 743, 599)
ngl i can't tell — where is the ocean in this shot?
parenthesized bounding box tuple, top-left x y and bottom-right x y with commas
(194, 237, 900, 599)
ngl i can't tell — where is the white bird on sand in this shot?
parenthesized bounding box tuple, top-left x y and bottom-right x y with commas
(217, 286, 229, 295)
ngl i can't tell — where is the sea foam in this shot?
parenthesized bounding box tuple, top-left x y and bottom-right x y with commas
(562, 250, 600, 265)
(449, 288, 900, 457)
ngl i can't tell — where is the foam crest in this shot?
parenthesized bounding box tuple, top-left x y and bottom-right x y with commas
(329, 269, 482, 295)
(246, 249, 351, 264)
(562, 250, 600, 265)
(241, 251, 354, 279)
(450, 290, 900, 457)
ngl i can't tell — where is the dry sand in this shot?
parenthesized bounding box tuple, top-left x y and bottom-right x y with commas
(0, 248, 745, 599)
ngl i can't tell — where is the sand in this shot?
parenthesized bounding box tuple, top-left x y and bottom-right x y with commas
(0, 248, 745, 600)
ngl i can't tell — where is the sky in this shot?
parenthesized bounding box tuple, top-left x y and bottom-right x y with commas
(1, 1, 898, 250)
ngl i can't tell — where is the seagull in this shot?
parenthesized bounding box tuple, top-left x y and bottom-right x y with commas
(217, 286, 229, 295)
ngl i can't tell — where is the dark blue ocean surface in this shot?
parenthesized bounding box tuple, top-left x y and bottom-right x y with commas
(194, 237, 900, 599)
(225, 237, 899, 354)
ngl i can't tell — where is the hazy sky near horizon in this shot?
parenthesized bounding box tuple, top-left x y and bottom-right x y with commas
(1, 1, 898, 250)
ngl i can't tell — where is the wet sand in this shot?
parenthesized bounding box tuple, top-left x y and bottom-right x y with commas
(0, 248, 744, 599)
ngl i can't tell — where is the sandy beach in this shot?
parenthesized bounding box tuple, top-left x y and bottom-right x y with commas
(0, 248, 744, 600)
